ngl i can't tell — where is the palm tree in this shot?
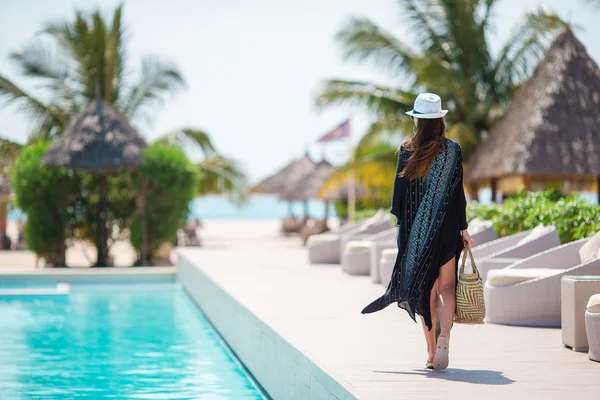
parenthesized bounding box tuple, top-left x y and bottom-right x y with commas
(317, 0, 567, 199)
(0, 5, 246, 201)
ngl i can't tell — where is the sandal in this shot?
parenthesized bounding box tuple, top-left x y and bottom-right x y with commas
(432, 335, 450, 371)
(426, 361, 434, 369)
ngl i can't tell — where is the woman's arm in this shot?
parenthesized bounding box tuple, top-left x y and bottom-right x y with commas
(459, 173, 468, 231)
(457, 149, 473, 246)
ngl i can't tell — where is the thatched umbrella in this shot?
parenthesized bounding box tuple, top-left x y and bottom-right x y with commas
(44, 98, 146, 266)
(281, 160, 335, 219)
(466, 29, 600, 202)
(253, 153, 317, 215)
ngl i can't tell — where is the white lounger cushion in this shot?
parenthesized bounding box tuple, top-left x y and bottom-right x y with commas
(516, 225, 553, 246)
(487, 268, 565, 287)
(381, 248, 398, 261)
(579, 231, 600, 264)
(468, 218, 491, 234)
(345, 241, 372, 251)
(588, 294, 600, 313)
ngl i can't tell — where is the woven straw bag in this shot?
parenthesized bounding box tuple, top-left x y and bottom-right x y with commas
(453, 245, 486, 324)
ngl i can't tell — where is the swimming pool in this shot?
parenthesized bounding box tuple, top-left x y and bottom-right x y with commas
(0, 282, 265, 399)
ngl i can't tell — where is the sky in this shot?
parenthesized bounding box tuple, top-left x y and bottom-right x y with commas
(1, 0, 599, 184)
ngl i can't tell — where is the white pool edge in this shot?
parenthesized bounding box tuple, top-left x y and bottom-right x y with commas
(0, 267, 177, 283)
(177, 253, 357, 400)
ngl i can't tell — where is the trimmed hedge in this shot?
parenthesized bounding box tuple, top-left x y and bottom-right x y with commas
(130, 144, 199, 264)
(11, 142, 81, 265)
(468, 190, 600, 243)
(357, 190, 600, 244)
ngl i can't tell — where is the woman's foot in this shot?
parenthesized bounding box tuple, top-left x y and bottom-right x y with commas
(426, 352, 435, 369)
(432, 335, 450, 371)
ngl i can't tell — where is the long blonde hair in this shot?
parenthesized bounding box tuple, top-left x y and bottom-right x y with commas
(400, 117, 446, 180)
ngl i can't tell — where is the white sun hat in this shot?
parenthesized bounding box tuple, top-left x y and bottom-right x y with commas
(405, 93, 448, 119)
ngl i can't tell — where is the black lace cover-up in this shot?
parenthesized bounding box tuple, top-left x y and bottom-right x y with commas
(362, 139, 468, 331)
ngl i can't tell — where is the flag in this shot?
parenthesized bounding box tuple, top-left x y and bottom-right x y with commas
(317, 119, 350, 143)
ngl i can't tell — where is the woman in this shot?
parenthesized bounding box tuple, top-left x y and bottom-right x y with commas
(362, 93, 473, 371)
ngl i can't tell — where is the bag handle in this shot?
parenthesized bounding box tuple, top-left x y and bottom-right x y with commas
(459, 244, 480, 277)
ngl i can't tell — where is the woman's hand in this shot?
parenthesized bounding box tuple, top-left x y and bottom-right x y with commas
(461, 229, 474, 248)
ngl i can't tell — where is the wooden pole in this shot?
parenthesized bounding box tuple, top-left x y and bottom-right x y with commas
(523, 175, 532, 192)
(347, 121, 356, 222)
(96, 175, 109, 267)
(467, 183, 479, 202)
(303, 199, 309, 223)
(136, 182, 149, 266)
(597, 176, 600, 204)
(0, 198, 6, 250)
(490, 179, 498, 204)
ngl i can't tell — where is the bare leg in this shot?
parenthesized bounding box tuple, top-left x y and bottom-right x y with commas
(420, 280, 438, 363)
(437, 256, 456, 339)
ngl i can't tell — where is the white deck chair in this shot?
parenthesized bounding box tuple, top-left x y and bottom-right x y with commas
(485, 235, 600, 327)
(339, 218, 392, 260)
(473, 225, 561, 282)
(341, 228, 397, 275)
(307, 210, 386, 264)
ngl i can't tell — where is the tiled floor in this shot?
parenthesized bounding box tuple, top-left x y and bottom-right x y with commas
(182, 223, 600, 399)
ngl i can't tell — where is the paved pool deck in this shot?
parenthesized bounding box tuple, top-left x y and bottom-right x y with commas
(179, 221, 600, 400)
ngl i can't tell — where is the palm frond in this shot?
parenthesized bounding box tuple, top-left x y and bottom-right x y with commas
(9, 42, 81, 113)
(316, 79, 415, 116)
(196, 157, 248, 205)
(446, 121, 479, 160)
(0, 137, 24, 172)
(586, 0, 600, 9)
(0, 75, 68, 138)
(494, 8, 566, 92)
(477, 0, 501, 31)
(336, 17, 415, 75)
(152, 128, 218, 158)
(104, 4, 126, 103)
(354, 114, 410, 155)
(319, 142, 398, 200)
(45, 12, 97, 99)
(121, 56, 185, 121)
(398, 0, 450, 59)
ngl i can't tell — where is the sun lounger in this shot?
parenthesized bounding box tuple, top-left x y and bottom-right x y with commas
(379, 248, 397, 286)
(485, 232, 600, 327)
(306, 210, 387, 264)
(339, 218, 392, 260)
(341, 228, 397, 275)
(467, 218, 498, 245)
(474, 225, 560, 282)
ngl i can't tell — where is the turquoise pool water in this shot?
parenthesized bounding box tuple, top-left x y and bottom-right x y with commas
(0, 283, 264, 399)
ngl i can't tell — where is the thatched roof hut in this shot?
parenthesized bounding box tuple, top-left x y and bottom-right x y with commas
(466, 29, 600, 200)
(280, 160, 335, 201)
(44, 99, 146, 172)
(252, 153, 316, 195)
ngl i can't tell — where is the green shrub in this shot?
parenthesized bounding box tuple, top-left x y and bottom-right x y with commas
(468, 190, 600, 244)
(130, 144, 199, 264)
(11, 142, 81, 265)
